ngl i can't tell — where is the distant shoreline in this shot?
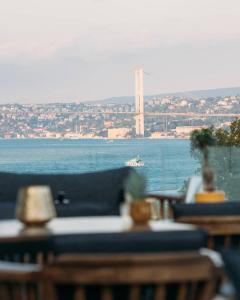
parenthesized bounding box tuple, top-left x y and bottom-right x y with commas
(0, 137, 190, 141)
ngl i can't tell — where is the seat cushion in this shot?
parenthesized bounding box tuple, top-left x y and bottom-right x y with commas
(53, 229, 207, 255)
(0, 167, 132, 216)
(173, 202, 240, 218)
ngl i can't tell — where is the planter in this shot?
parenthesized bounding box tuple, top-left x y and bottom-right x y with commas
(129, 201, 151, 226)
(195, 191, 225, 203)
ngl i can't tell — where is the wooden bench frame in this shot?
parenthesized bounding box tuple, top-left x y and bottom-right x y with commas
(42, 252, 217, 300)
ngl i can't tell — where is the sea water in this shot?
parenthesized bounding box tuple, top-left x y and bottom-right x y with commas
(0, 139, 199, 192)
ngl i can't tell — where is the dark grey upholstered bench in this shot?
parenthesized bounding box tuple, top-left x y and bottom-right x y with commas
(173, 202, 240, 218)
(0, 167, 133, 218)
(53, 229, 207, 255)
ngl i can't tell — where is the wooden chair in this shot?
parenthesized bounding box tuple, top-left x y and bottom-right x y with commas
(175, 215, 240, 250)
(0, 238, 54, 265)
(42, 252, 217, 300)
(147, 193, 185, 219)
(0, 237, 54, 299)
(0, 261, 40, 300)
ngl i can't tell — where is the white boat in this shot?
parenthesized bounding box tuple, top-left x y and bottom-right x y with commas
(125, 156, 144, 167)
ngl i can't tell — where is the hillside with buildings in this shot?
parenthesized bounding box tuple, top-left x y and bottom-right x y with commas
(0, 91, 239, 139)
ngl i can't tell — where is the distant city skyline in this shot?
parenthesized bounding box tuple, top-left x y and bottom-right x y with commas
(0, 0, 240, 103)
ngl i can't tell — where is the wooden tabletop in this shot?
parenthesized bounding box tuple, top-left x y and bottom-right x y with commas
(0, 216, 196, 243)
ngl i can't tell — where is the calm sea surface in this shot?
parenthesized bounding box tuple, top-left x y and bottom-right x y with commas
(0, 139, 199, 192)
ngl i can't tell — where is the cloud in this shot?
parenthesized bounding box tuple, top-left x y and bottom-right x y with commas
(0, 0, 239, 102)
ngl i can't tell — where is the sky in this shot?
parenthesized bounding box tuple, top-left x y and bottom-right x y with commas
(0, 0, 240, 103)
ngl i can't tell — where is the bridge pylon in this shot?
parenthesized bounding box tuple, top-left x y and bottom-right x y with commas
(135, 68, 144, 137)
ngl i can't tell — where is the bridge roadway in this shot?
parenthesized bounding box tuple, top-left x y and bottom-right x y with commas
(65, 111, 240, 118)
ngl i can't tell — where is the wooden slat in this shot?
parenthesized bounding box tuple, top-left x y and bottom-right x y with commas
(42, 281, 58, 300)
(196, 281, 215, 300)
(13, 283, 22, 300)
(47, 252, 55, 264)
(188, 282, 198, 300)
(129, 285, 140, 300)
(154, 285, 166, 300)
(0, 284, 11, 300)
(207, 237, 215, 250)
(101, 287, 113, 300)
(27, 284, 37, 300)
(224, 235, 232, 248)
(36, 252, 44, 265)
(23, 254, 30, 264)
(56, 252, 204, 265)
(74, 286, 86, 300)
(177, 283, 187, 300)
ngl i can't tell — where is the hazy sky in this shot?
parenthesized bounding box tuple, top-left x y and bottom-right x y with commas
(0, 0, 240, 103)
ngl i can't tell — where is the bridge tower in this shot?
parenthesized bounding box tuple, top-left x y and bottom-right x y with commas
(135, 68, 144, 137)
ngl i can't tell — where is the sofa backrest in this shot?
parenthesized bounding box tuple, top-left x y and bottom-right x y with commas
(0, 167, 133, 217)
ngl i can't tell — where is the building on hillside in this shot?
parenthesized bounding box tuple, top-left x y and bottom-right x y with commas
(150, 132, 163, 139)
(108, 128, 130, 139)
(174, 126, 205, 138)
(104, 121, 114, 128)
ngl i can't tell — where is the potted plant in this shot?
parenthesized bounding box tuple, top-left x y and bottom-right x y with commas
(191, 128, 216, 191)
(125, 171, 151, 226)
(190, 127, 224, 202)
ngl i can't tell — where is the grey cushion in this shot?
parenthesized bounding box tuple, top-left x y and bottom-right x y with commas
(0, 167, 132, 217)
(53, 229, 207, 255)
(173, 202, 240, 218)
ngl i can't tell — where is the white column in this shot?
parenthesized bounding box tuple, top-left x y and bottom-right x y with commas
(135, 68, 144, 137)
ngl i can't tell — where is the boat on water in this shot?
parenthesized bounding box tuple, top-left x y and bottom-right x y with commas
(125, 156, 144, 167)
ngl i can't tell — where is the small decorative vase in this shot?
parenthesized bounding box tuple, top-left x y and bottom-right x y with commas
(16, 185, 56, 226)
(129, 201, 151, 227)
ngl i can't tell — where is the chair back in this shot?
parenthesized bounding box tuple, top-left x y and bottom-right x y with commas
(42, 252, 216, 300)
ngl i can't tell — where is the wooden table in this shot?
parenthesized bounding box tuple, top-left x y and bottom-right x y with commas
(0, 216, 196, 243)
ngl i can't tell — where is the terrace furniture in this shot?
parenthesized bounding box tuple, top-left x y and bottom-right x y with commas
(0, 216, 207, 272)
(0, 216, 203, 245)
(0, 216, 213, 300)
(41, 252, 217, 300)
(148, 175, 204, 219)
(0, 252, 218, 300)
(0, 167, 132, 218)
(173, 202, 240, 250)
(0, 239, 54, 265)
(0, 261, 40, 300)
(148, 192, 185, 219)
